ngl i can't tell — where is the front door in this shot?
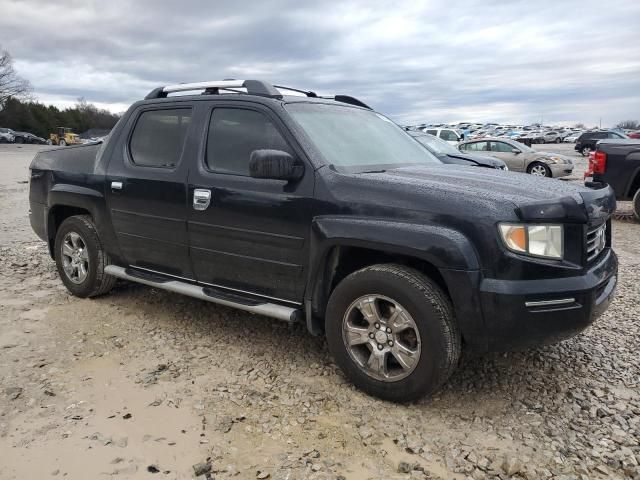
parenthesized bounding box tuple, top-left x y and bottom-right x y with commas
(187, 104, 313, 303)
(488, 141, 526, 171)
(105, 105, 196, 278)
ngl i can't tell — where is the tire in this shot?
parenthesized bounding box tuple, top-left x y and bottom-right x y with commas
(15, 136, 24, 144)
(555, 138, 561, 143)
(46, 139, 52, 145)
(59, 139, 67, 147)
(527, 161, 552, 177)
(54, 215, 116, 298)
(633, 189, 640, 222)
(581, 146, 591, 156)
(325, 264, 461, 402)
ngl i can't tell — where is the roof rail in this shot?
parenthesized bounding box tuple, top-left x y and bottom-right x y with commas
(144, 80, 372, 109)
(145, 79, 282, 100)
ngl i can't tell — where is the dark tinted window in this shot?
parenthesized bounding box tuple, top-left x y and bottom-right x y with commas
(206, 108, 291, 175)
(426, 129, 437, 135)
(129, 109, 192, 168)
(439, 130, 459, 141)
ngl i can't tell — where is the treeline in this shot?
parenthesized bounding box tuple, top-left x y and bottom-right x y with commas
(0, 97, 121, 138)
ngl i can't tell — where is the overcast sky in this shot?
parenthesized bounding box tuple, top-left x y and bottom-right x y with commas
(1, 0, 639, 126)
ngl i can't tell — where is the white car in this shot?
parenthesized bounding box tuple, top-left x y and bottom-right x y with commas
(420, 127, 465, 144)
(563, 132, 583, 143)
(0, 128, 15, 143)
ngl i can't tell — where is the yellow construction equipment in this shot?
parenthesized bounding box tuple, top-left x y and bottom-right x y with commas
(48, 127, 82, 146)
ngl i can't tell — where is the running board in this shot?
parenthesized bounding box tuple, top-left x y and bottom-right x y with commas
(104, 265, 301, 323)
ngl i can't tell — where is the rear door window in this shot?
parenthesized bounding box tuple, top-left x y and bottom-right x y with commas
(465, 141, 488, 152)
(129, 109, 192, 168)
(426, 129, 437, 136)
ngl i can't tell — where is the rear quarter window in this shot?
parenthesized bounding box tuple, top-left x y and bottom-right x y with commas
(129, 108, 192, 168)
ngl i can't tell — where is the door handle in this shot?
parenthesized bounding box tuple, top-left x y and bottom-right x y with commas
(111, 181, 123, 190)
(193, 189, 211, 211)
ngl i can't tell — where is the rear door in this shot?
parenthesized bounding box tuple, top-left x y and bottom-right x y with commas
(105, 104, 195, 278)
(186, 102, 314, 303)
(488, 141, 525, 171)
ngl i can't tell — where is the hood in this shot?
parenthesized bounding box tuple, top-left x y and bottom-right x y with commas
(342, 165, 614, 223)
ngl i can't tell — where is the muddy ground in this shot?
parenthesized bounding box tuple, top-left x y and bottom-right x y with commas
(0, 144, 638, 480)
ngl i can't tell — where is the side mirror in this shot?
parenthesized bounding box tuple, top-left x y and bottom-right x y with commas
(512, 149, 521, 154)
(249, 149, 303, 181)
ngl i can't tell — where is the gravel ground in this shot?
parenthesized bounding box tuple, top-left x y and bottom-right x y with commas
(0, 144, 639, 480)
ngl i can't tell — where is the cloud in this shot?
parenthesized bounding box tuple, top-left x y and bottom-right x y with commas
(2, 0, 639, 126)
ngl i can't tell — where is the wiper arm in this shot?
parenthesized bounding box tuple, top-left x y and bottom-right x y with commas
(359, 169, 386, 174)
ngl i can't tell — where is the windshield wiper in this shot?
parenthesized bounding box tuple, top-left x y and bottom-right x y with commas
(359, 169, 386, 174)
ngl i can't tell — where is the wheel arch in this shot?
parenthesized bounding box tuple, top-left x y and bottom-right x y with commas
(46, 185, 117, 260)
(303, 217, 482, 341)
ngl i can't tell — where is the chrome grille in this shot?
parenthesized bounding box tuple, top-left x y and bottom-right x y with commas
(586, 222, 607, 262)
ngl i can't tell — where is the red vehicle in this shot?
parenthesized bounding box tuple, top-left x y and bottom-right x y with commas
(628, 131, 640, 139)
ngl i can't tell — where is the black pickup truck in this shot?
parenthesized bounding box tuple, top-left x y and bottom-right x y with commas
(29, 80, 618, 401)
(585, 139, 640, 220)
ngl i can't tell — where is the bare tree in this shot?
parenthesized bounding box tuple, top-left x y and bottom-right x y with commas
(0, 47, 32, 106)
(573, 123, 586, 129)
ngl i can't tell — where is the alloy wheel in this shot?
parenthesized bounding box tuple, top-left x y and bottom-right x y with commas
(342, 295, 421, 382)
(61, 231, 89, 284)
(529, 164, 548, 176)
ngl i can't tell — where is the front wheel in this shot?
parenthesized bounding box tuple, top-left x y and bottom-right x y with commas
(325, 264, 461, 402)
(581, 146, 591, 156)
(633, 189, 640, 222)
(555, 137, 561, 143)
(54, 215, 116, 298)
(528, 161, 552, 177)
(59, 139, 67, 146)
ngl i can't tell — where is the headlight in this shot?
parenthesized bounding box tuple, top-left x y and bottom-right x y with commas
(498, 223, 563, 259)
(546, 156, 561, 163)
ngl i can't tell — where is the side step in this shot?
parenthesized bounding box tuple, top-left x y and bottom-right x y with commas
(104, 265, 301, 323)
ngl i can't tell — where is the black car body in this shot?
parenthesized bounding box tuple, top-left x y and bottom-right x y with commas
(28, 80, 618, 401)
(408, 131, 507, 169)
(586, 139, 640, 219)
(575, 131, 627, 156)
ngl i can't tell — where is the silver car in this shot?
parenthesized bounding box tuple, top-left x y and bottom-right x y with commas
(458, 138, 574, 178)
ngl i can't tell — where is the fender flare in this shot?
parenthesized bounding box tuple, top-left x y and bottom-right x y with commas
(46, 185, 121, 262)
(303, 216, 481, 336)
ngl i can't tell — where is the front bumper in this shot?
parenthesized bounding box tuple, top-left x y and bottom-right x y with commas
(549, 163, 574, 178)
(478, 248, 617, 351)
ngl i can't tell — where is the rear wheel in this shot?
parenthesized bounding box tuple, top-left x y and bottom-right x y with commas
(581, 146, 591, 156)
(59, 139, 67, 146)
(54, 215, 116, 298)
(528, 162, 551, 177)
(633, 189, 640, 222)
(325, 264, 460, 402)
(555, 137, 561, 143)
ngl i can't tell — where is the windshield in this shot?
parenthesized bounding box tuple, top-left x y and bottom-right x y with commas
(413, 134, 462, 155)
(286, 103, 441, 172)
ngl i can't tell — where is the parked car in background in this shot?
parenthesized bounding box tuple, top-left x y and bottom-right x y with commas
(628, 131, 640, 139)
(24, 133, 47, 144)
(585, 139, 640, 220)
(575, 131, 628, 156)
(541, 131, 564, 143)
(458, 138, 574, 177)
(421, 127, 464, 144)
(564, 132, 583, 143)
(409, 132, 507, 170)
(0, 128, 15, 143)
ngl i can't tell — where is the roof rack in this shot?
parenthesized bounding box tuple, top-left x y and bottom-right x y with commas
(144, 79, 372, 109)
